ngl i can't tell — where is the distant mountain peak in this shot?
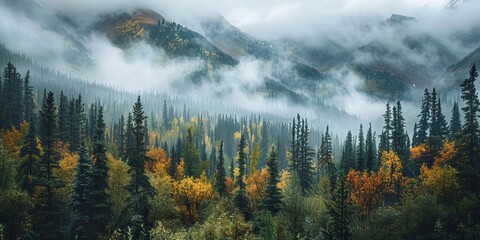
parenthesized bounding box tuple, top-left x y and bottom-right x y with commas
(445, 0, 465, 9)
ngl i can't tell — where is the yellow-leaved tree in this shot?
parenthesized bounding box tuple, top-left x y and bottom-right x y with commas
(172, 172, 212, 226)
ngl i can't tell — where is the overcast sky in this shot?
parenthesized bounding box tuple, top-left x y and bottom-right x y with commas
(35, 0, 460, 40)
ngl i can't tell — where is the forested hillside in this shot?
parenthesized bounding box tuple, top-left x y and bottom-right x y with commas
(0, 61, 479, 239)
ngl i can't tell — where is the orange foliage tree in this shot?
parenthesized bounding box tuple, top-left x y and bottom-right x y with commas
(245, 168, 268, 211)
(346, 170, 385, 220)
(172, 172, 212, 226)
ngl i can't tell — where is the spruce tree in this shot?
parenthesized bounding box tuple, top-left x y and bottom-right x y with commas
(37, 91, 66, 238)
(382, 102, 393, 151)
(298, 118, 315, 193)
(234, 134, 252, 220)
(456, 64, 480, 195)
(19, 118, 40, 194)
(23, 70, 35, 122)
(416, 88, 431, 146)
(87, 106, 111, 238)
(184, 127, 200, 177)
(127, 96, 154, 235)
(450, 102, 462, 141)
(391, 101, 407, 162)
(323, 173, 354, 240)
(356, 124, 365, 171)
(365, 123, 376, 172)
(214, 141, 227, 197)
(261, 147, 283, 215)
(341, 131, 355, 172)
(69, 141, 91, 240)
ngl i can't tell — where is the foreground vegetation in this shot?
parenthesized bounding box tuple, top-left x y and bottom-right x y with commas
(0, 62, 479, 239)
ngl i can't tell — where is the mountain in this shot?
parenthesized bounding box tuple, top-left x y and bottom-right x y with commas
(446, 46, 480, 87)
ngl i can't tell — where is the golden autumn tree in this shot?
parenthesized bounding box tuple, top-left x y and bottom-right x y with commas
(378, 150, 403, 195)
(245, 168, 268, 211)
(418, 141, 459, 204)
(172, 172, 212, 226)
(107, 154, 131, 221)
(54, 142, 78, 203)
(146, 148, 169, 175)
(1, 121, 29, 159)
(346, 170, 386, 220)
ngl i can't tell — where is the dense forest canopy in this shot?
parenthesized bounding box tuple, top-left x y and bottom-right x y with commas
(0, 61, 479, 239)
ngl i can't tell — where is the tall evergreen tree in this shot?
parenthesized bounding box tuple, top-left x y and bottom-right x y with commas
(37, 91, 65, 238)
(214, 141, 227, 197)
(69, 142, 91, 240)
(416, 88, 431, 146)
(450, 102, 462, 141)
(87, 106, 111, 238)
(234, 134, 252, 220)
(184, 127, 201, 177)
(127, 96, 154, 236)
(356, 124, 365, 171)
(23, 70, 35, 122)
(391, 101, 407, 162)
(382, 102, 393, 151)
(456, 64, 480, 195)
(412, 122, 419, 147)
(365, 123, 376, 172)
(298, 118, 315, 193)
(261, 147, 283, 215)
(341, 131, 355, 172)
(323, 173, 354, 240)
(19, 118, 40, 194)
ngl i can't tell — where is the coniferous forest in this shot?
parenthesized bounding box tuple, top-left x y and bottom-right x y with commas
(0, 59, 480, 240)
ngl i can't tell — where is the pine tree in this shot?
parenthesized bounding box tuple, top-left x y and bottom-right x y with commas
(382, 102, 393, 151)
(87, 106, 111, 238)
(162, 99, 169, 129)
(23, 70, 35, 122)
(184, 127, 201, 177)
(234, 134, 252, 220)
(323, 173, 354, 240)
(37, 91, 66, 238)
(341, 131, 355, 172)
(365, 123, 376, 172)
(214, 141, 227, 197)
(412, 122, 419, 147)
(356, 124, 365, 171)
(19, 118, 40, 194)
(456, 64, 480, 195)
(69, 142, 91, 240)
(416, 88, 431, 146)
(127, 96, 154, 235)
(449, 102, 462, 141)
(261, 147, 283, 215)
(259, 120, 269, 168)
(391, 101, 407, 162)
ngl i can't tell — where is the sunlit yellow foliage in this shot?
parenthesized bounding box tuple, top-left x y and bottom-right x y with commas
(434, 141, 455, 167)
(410, 144, 427, 161)
(172, 172, 212, 226)
(233, 132, 241, 140)
(249, 144, 260, 174)
(278, 170, 290, 189)
(378, 150, 403, 193)
(2, 121, 29, 158)
(245, 168, 268, 210)
(54, 152, 78, 203)
(108, 154, 131, 220)
(146, 148, 169, 175)
(419, 163, 459, 203)
(175, 160, 184, 179)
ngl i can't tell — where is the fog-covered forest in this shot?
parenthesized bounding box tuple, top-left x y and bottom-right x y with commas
(1, 0, 480, 239)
